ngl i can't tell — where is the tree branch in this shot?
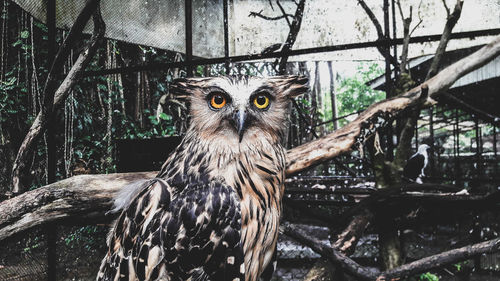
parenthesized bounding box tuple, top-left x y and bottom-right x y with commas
(278, 0, 306, 74)
(281, 222, 379, 280)
(425, 0, 464, 80)
(357, 0, 399, 68)
(277, 0, 292, 27)
(0, 36, 499, 243)
(377, 237, 500, 280)
(441, 0, 451, 17)
(249, 10, 293, 21)
(283, 222, 500, 281)
(10, 0, 103, 193)
(286, 34, 500, 175)
(0, 172, 155, 241)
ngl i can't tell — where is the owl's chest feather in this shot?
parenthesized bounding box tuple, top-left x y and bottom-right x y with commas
(220, 147, 286, 281)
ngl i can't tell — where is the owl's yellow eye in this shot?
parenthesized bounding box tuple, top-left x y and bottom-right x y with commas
(253, 95, 270, 109)
(210, 94, 227, 109)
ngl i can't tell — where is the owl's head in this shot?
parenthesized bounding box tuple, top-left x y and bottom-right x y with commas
(171, 75, 308, 144)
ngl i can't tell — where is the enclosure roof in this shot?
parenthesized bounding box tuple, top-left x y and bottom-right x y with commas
(12, 0, 500, 61)
(368, 45, 500, 90)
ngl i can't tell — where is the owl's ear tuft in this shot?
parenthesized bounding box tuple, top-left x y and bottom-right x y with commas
(169, 77, 209, 97)
(270, 75, 309, 98)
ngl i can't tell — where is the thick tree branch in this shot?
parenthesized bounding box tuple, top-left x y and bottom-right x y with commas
(0, 36, 499, 243)
(283, 222, 500, 281)
(393, 0, 462, 173)
(11, 0, 103, 193)
(0, 172, 155, 241)
(286, 34, 500, 175)
(377, 237, 500, 280)
(282, 222, 380, 280)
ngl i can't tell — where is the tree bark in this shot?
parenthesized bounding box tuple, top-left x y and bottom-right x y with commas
(0, 172, 155, 241)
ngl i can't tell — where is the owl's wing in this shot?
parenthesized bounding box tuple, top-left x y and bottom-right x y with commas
(97, 178, 245, 281)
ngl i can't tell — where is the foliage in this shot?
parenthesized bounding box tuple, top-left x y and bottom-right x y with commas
(336, 63, 385, 126)
(64, 226, 108, 251)
(418, 272, 439, 281)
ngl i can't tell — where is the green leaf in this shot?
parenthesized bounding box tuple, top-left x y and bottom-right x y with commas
(158, 112, 171, 121)
(12, 40, 22, 47)
(20, 30, 29, 39)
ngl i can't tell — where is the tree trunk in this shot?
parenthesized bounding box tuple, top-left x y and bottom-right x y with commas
(327, 61, 338, 131)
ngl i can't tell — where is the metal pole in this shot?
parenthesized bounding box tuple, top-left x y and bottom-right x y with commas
(455, 109, 461, 185)
(475, 117, 481, 182)
(185, 0, 193, 77)
(429, 107, 435, 178)
(223, 0, 230, 74)
(46, 1, 57, 280)
(494, 125, 497, 156)
(83, 28, 500, 77)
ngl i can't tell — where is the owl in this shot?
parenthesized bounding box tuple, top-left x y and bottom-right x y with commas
(96, 75, 308, 281)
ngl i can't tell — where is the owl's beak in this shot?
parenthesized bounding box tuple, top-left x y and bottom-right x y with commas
(232, 109, 248, 142)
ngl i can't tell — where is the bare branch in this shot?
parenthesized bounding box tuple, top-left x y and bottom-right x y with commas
(277, 0, 292, 27)
(357, 0, 385, 39)
(396, 0, 404, 20)
(441, 0, 451, 17)
(410, 0, 424, 36)
(425, 0, 464, 80)
(409, 17, 423, 37)
(0, 172, 155, 241)
(249, 10, 293, 21)
(277, 0, 306, 73)
(357, 0, 399, 68)
(268, 0, 274, 11)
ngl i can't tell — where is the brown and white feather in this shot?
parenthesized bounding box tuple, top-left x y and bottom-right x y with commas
(97, 75, 308, 281)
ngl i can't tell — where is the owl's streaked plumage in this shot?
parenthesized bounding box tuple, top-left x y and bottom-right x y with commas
(96, 75, 308, 281)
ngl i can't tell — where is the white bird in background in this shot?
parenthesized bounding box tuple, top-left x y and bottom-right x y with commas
(403, 144, 431, 184)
